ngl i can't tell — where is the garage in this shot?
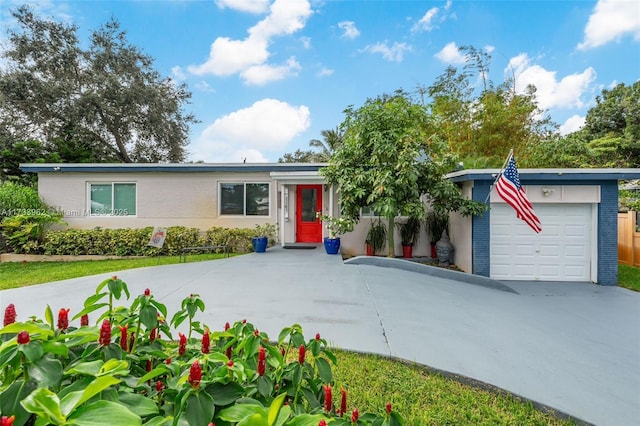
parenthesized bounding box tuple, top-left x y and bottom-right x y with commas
(490, 203, 596, 281)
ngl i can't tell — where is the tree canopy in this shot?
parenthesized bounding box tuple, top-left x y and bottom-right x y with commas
(0, 6, 197, 165)
(322, 90, 485, 257)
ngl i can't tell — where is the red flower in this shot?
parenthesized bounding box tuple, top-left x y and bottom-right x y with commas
(253, 329, 259, 337)
(257, 346, 266, 376)
(156, 380, 163, 392)
(144, 288, 151, 296)
(17, 331, 29, 345)
(227, 359, 234, 368)
(3, 304, 16, 326)
(298, 344, 306, 365)
(150, 328, 157, 341)
(224, 322, 230, 331)
(178, 332, 187, 356)
(118, 325, 128, 352)
(242, 319, 247, 324)
(99, 320, 111, 346)
(112, 275, 117, 281)
(386, 402, 392, 414)
(226, 345, 232, 359)
(351, 408, 359, 423)
(340, 387, 347, 416)
(201, 329, 210, 354)
(165, 358, 171, 365)
(57, 308, 70, 331)
(80, 314, 89, 327)
(281, 347, 286, 357)
(146, 359, 152, 372)
(129, 331, 135, 350)
(318, 421, 327, 426)
(315, 333, 321, 341)
(189, 360, 202, 388)
(323, 384, 332, 412)
(0, 415, 15, 426)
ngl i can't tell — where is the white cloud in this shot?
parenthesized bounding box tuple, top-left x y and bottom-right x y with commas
(190, 99, 311, 162)
(189, 0, 312, 84)
(434, 41, 466, 64)
(171, 66, 187, 81)
(241, 57, 301, 85)
(578, 0, 640, 50)
(215, 0, 270, 14)
(317, 67, 334, 77)
(195, 81, 216, 92)
(338, 21, 360, 39)
(559, 115, 586, 135)
(362, 41, 412, 62)
(507, 53, 597, 110)
(412, 0, 453, 32)
(300, 36, 312, 49)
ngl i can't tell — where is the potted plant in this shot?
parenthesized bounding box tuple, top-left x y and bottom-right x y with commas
(425, 211, 448, 259)
(365, 217, 387, 256)
(397, 216, 421, 258)
(321, 215, 353, 255)
(251, 223, 276, 253)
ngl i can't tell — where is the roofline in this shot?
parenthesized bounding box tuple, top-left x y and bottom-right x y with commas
(447, 168, 640, 182)
(20, 163, 327, 173)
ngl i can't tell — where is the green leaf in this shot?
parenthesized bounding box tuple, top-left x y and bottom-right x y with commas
(136, 365, 170, 385)
(28, 355, 62, 388)
(61, 375, 121, 416)
(206, 381, 246, 406)
(99, 358, 129, 376)
(150, 300, 167, 318)
(257, 375, 273, 399)
(0, 379, 37, 426)
(315, 358, 333, 384)
(170, 312, 187, 329)
(83, 292, 108, 309)
(284, 414, 329, 426)
(73, 303, 109, 320)
(267, 392, 286, 426)
(65, 360, 104, 376)
(218, 404, 266, 422)
(142, 416, 171, 426)
(20, 388, 66, 425)
(0, 321, 54, 338)
(43, 340, 69, 357)
(118, 392, 159, 417)
(20, 340, 44, 363)
(238, 413, 268, 426)
(183, 391, 214, 426)
(140, 305, 158, 330)
(274, 405, 291, 426)
(108, 278, 122, 299)
(45, 305, 54, 329)
(67, 400, 141, 425)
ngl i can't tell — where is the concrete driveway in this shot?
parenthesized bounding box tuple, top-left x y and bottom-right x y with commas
(1, 246, 638, 426)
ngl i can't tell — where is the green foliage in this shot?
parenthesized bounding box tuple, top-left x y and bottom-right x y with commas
(0, 278, 402, 425)
(1, 213, 65, 254)
(0, 182, 49, 220)
(0, 6, 196, 163)
(397, 216, 421, 246)
(366, 218, 387, 254)
(321, 215, 354, 239)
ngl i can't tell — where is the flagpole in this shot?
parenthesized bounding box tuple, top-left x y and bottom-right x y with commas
(484, 148, 513, 204)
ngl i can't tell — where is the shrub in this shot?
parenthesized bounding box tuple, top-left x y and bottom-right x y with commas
(0, 182, 49, 220)
(205, 227, 256, 253)
(0, 277, 403, 425)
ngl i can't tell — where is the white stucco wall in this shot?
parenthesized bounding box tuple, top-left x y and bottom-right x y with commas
(449, 181, 474, 273)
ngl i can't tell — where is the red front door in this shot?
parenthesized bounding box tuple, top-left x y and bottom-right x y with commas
(296, 185, 323, 242)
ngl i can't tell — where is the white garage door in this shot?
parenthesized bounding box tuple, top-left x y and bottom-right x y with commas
(490, 203, 594, 281)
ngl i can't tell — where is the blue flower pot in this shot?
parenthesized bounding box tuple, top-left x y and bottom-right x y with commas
(252, 237, 268, 253)
(323, 237, 341, 255)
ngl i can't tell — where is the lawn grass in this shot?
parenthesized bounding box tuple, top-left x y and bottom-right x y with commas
(331, 351, 575, 425)
(0, 253, 234, 290)
(618, 264, 640, 292)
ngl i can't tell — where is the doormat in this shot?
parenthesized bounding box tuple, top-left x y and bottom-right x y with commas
(283, 244, 317, 249)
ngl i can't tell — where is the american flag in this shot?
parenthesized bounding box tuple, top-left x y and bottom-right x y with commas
(495, 154, 542, 233)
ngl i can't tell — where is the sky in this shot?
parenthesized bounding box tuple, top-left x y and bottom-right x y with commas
(1, 0, 639, 163)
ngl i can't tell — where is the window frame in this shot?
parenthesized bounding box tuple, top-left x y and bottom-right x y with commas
(87, 182, 137, 217)
(218, 182, 270, 217)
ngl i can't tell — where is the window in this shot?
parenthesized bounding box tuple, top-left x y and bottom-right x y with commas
(220, 183, 269, 216)
(361, 205, 382, 217)
(89, 183, 136, 216)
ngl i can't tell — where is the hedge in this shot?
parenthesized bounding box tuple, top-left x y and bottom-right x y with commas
(12, 226, 265, 256)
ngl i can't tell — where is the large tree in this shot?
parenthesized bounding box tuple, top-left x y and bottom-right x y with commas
(322, 90, 484, 257)
(0, 6, 196, 163)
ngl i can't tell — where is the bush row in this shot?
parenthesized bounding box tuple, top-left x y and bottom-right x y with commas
(8, 226, 269, 256)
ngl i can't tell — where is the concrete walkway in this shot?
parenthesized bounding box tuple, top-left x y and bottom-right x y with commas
(1, 246, 638, 426)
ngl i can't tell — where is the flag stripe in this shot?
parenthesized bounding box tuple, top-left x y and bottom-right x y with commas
(495, 154, 542, 233)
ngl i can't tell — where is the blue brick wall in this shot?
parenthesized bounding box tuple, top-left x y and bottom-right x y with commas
(598, 182, 618, 285)
(471, 182, 491, 277)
